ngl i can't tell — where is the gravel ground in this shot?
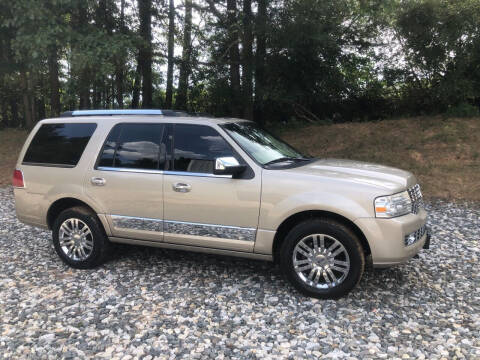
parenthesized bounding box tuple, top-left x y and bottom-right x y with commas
(0, 187, 479, 359)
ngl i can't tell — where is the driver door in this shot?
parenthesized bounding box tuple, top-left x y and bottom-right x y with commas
(163, 123, 261, 252)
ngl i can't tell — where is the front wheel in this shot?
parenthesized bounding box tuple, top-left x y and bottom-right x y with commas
(52, 206, 111, 269)
(279, 219, 365, 299)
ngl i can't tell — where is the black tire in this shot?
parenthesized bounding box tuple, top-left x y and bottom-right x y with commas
(279, 218, 365, 299)
(52, 206, 111, 269)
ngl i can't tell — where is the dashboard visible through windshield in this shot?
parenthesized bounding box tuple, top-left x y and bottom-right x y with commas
(221, 122, 313, 167)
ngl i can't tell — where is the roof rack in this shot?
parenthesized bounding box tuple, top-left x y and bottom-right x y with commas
(60, 109, 164, 117)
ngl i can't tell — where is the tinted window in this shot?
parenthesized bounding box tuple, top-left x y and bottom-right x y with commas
(23, 123, 97, 166)
(97, 124, 122, 168)
(173, 124, 234, 173)
(98, 123, 164, 170)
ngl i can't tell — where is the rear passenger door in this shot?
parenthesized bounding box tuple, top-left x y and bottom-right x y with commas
(84, 123, 166, 242)
(162, 124, 261, 252)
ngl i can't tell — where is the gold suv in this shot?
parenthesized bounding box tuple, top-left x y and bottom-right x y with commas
(13, 110, 430, 299)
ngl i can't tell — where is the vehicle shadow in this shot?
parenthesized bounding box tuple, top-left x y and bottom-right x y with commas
(107, 243, 416, 301)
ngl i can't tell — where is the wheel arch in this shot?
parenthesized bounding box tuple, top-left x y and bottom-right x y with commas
(46, 197, 99, 230)
(272, 210, 371, 263)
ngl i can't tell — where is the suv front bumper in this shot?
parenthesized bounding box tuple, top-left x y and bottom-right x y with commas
(354, 208, 430, 267)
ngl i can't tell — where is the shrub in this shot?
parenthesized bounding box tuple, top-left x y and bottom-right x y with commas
(445, 103, 480, 118)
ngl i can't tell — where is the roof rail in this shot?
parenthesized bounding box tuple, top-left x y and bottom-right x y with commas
(60, 109, 164, 117)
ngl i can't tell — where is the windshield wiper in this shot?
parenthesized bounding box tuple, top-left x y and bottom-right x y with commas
(264, 157, 310, 166)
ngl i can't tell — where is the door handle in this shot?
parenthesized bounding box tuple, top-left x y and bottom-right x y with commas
(173, 182, 191, 193)
(91, 177, 106, 186)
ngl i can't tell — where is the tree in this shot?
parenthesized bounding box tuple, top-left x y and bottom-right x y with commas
(254, 0, 267, 124)
(226, 0, 242, 117)
(138, 0, 153, 108)
(241, 0, 253, 120)
(165, 0, 175, 108)
(176, 0, 193, 110)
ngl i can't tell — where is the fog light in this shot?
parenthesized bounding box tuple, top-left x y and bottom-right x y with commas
(404, 225, 426, 246)
(405, 233, 417, 246)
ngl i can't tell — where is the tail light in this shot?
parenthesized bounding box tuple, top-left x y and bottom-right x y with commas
(12, 169, 25, 188)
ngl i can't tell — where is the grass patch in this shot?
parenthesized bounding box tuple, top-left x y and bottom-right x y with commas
(0, 116, 479, 201)
(0, 129, 29, 188)
(279, 116, 480, 201)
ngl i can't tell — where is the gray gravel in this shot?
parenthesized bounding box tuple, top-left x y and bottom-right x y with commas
(0, 187, 479, 359)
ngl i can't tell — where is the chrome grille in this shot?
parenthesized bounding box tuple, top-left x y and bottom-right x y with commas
(405, 224, 427, 246)
(408, 184, 423, 214)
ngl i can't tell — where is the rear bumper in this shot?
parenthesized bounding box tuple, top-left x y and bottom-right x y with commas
(354, 208, 430, 268)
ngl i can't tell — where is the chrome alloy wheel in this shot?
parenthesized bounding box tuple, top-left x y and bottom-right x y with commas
(58, 218, 94, 261)
(292, 234, 350, 289)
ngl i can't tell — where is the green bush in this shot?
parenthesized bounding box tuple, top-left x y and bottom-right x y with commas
(445, 103, 480, 118)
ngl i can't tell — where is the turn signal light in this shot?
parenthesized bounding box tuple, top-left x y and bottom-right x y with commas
(12, 169, 25, 188)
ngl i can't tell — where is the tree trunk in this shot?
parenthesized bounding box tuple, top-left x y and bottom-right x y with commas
(73, 1, 90, 109)
(226, 0, 242, 118)
(241, 0, 253, 120)
(138, 0, 153, 108)
(175, 0, 193, 110)
(47, 45, 61, 116)
(254, 0, 267, 125)
(115, 0, 126, 108)
(10, 100, 19, 128)
(165, 0, 175, 108)
(132, 61, 142, 109)
(79, 68, 91, 109)
(21, 72, 33, 128)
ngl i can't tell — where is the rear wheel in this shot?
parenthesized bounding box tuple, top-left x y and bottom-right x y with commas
(52, 206, 111, 269)
(279, 219, 365, 299)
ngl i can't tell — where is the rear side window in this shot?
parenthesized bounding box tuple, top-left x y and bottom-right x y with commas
(173, 124, 234, 173)
(97, 123, 165, 170)
(23, 123, 97, 167)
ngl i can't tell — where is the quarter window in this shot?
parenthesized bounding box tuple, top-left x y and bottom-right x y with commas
(173, 124, 234, 173)
(23, 123, 97, 167)
(98, 123, 165, 170)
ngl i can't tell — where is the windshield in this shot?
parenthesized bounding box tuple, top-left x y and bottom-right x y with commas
(221, 122, 309, 165)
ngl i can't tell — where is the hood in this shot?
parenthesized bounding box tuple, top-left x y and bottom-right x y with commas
(286, 158, 416, 193)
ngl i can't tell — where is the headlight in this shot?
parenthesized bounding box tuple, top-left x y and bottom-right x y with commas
(375, 191, 412, 218)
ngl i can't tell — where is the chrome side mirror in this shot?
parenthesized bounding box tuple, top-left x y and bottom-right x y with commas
(214, 157, 246, 177)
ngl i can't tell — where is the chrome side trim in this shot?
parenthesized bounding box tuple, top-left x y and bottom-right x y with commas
(111, 215, 164, 232)
(97, 167, 164, 175)
(110, 215, 256, 241)
(164, 220, 256, 241)
(109, 237, 272, 261)
(164, 170, 231, 178)
(96, 167, 231, 178)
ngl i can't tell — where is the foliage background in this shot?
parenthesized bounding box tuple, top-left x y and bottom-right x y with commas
(0, 0, 479, 128)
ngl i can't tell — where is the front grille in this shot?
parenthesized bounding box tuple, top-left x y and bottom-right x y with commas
(405, 224, 427, 246)
(408, 184, 423, 214)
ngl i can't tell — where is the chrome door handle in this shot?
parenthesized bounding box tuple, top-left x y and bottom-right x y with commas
(173, 182, 191, 193)
(91, 177, 106, 186)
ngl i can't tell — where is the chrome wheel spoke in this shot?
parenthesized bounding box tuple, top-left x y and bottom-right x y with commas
(326, 268, 338, 284)
(313, 235, 319, 251)
(61, 223, 72, 236)
(319, 234, 325, 250)
(331, 265, 349, 274)
(81, 226, 91, 237)
(333, 259, 349, 267)
(296, 263, 313, 272)
(298, 241, 313, 256)
(323, 271, 332, 287)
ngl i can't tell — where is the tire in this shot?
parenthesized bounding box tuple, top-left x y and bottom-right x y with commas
(52, 206, 111, 269)
(279, 218, 365, 299)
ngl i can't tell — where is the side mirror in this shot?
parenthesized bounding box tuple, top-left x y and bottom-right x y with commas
(214, 157, 246, 177)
